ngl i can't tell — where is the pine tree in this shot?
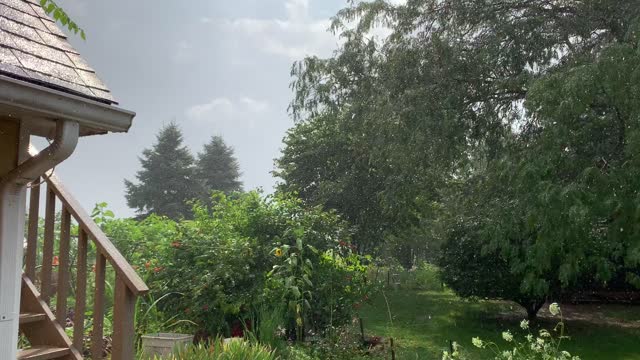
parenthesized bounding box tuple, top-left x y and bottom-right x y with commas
(196, 135, 242, 198)
(124, 123, 199, 219)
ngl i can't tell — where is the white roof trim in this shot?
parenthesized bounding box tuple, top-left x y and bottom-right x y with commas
(0, 74, 135, 134)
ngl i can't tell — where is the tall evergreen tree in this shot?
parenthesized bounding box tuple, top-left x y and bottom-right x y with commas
(196, 135, 242, 197)
(125, 123, 199, 219)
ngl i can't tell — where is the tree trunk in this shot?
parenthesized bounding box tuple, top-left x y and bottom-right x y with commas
(525, 302, 544, 321)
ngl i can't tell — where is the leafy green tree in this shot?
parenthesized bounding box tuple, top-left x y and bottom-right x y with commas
(439, 220, 546, 320)
(279, 0, 640, 315)
(196, 136, 242, 197)
(124, 123, 200, 220)
(40, 0, 86, 39)
(276, 114, 391, 255)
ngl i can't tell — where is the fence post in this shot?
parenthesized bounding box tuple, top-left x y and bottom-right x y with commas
(390, 337, 396, 360)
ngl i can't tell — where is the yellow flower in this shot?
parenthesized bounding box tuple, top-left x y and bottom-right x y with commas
(274, 248, 283, 257)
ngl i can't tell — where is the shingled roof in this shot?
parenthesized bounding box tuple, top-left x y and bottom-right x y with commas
(0, 0, 116, 104)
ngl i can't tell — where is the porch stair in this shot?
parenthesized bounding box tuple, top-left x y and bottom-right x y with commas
(18, 274, 81, 360)
(18, 346, 70, 360)
(17, 148, 149, 359)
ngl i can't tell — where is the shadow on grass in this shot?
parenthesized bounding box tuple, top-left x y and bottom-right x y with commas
(359, 289, 640, 360)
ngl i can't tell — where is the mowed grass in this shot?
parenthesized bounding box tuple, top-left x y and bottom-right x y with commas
(358, 289, 640, 359)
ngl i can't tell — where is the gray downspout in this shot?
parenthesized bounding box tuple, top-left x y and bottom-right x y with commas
(0, 119, 79, 358)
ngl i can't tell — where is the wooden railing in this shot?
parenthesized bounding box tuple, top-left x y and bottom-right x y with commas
(24, 166, 148, 359)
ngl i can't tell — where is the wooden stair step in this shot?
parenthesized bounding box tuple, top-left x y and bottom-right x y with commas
(17, 346, 70, 360)
(19, 312, 46, 324)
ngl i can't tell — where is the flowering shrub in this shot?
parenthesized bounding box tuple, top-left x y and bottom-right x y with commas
(103, 191, 369, 338)
(442, 303, 581, 360)
(266, 238, 371, 339)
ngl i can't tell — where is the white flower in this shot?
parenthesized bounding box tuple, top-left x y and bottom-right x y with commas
(561, 350, 572, 358)
(502, 350, 512, 359)
(442, 350, 449, 360)
(536, 337, 545, 346)
(452, 341, 460, 351)
(539, 329, 551, 338)
(502, 331, 514, 342)
(520, 319, 529, 329)
(549, 302, 561, 316)
(472, 337, 484, 348)
(526, 334, 533, 342)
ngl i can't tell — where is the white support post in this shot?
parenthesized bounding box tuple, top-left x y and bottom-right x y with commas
(0, 122, 29, 359)
(0, 182, 26, 359)
(0, 119, 77, 358)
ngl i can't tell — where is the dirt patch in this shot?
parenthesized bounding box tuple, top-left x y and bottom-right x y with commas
(497, 302, 640, 329)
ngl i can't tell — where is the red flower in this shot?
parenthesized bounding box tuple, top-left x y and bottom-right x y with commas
(202, 304, 209, 311)
(171, 241, 181, 248)
(339, 241, 347, 247)
(52, 256, 59, 266)
(153, 266, 163, 273)
(145, 261, 151, 269)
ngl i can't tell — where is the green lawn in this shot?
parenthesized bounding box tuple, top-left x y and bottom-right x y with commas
(358, 289, 640, 359)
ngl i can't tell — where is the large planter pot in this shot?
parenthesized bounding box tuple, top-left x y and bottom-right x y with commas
(141, 333, 193, 359)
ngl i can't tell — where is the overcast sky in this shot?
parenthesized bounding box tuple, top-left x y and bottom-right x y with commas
(49, 0, 350, 217)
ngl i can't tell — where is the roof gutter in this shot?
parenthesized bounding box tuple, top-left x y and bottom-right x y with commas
(0, 75, 135, 133)
(0, 119, 79, 187)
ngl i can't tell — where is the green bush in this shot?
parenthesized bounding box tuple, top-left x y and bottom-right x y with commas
(411, 262, 442, 291)
(167, 339, 277, 360)
(103, 191, 370, 338)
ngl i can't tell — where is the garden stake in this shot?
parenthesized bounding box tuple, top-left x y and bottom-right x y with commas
(359, 317, 365, 343)
(390, 337, 396, 360)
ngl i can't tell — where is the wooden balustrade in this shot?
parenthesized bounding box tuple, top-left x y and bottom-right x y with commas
(24, 169, 149, 359)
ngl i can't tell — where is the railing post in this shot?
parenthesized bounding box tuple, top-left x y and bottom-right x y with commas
(41, 187, 56, 303)
(25, 180, 40, 280)
(91, 252, 106, 359)
(56, 206, 71, 326)
(111, 277, 136, 360)
(73, 228, 88, 352)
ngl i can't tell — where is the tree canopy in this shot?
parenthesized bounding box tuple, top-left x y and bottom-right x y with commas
(196, 135, 243, 197)
(277, 0, 640, 314)
(125, 123, 200, 220)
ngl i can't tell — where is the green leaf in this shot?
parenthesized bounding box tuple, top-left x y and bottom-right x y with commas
(302, 274, 312, 286)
